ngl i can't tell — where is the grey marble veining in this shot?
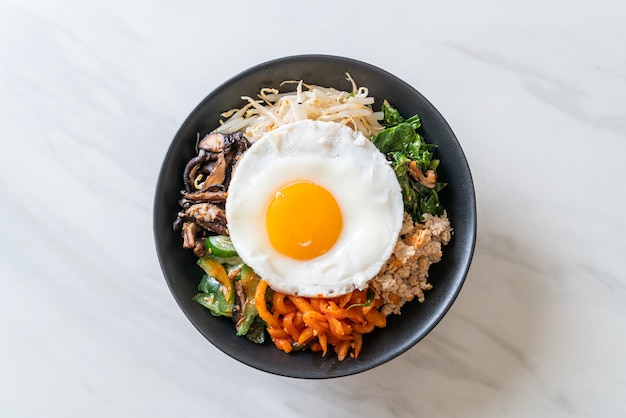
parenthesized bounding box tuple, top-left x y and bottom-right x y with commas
(2, 0, 625, 417)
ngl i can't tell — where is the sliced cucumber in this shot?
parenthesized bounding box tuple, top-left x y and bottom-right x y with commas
(205, 235, 238, 257)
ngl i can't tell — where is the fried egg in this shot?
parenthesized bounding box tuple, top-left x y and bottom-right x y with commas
(226, 120, 403, 297)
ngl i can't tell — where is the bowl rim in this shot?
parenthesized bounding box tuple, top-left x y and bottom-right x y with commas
(154, 53, 477, 378)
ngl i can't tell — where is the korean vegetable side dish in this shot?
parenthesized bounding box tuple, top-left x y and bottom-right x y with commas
(173, 74, 452, 360)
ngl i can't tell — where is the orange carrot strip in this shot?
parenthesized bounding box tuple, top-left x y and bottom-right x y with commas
(297, 326, 316, 346)
(267, 327, 289, 339)
(309, 341, 322, 352)
(293, 311, 305, 328)
(337, 293, 352, 308)
(362, 303, 375, 315)
(264, 287, 388, 361)
(273, 338, 293, 353)
(283, 312, 300, 341)
(310, 298, 322, 311)
(328, 316, 345, 338)
(303, 309, 327, 324)
(362, 295, 383, 315)
(335, 340, 351, 361)
(323, 304, 349, 320)
(364, 309, 386, 328)
(353, 334, 363, 359)
(254, 280, 281, 328)
(272, 292, 297, 315)
(303, 311, 329, 332)
(318, 331, 328, 356)
(345, 307, 366, 324)
(322, 299, 364, 323)
(349, 289, 367, 305)
(352, 321, 375, 334)
(288, 295, 314, 313)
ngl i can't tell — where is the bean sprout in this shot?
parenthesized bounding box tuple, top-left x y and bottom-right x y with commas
(216, 73, 384, 142)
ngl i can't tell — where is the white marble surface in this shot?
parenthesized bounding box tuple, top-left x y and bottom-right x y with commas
(1, 0, 625, 416)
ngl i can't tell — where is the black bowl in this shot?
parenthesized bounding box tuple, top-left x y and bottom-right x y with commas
(154, 54, 476, 378)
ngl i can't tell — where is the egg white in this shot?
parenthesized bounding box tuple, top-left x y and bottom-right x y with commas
(226, 120, 403, 297)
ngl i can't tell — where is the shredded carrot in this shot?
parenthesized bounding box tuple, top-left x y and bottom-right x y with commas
(272, 292, 297, 315)
(328, 316, 345, 337)
(297, 326, 316, 346)
(282, 312, 300, 341)
(267, 326, 289, 340)
(353, 334, 363, 359)
(364, 309, 386, 328)
(352, 321, 375, 334)
(337, 293, 352, 308)
(273, 338, 293, 353)
(335, 340, 351, 361)
(287, 295, 313, 313)
(318, 331, 328, 355)
(256, 280, 386, 360)
(309, 341, 322, 352)
(254, 280, 281, 329)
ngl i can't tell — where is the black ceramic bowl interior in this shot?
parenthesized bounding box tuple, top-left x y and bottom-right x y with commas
(154, 54, 476, 379)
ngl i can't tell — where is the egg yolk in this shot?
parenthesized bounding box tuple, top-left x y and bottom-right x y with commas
(266, 181, 342, 260)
